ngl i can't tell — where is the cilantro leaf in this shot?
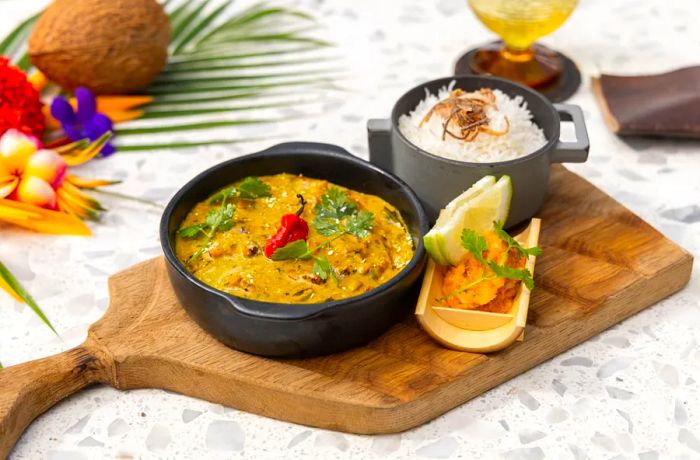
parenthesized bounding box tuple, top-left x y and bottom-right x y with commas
(237, 177, 271, 200)
(271, 240, 312, 261)
(208, 187, 236, 204)
(313, 187, 374, 239)
(178, 224, 207, 239)
(313, 187, 359, 236)
(460, 227, 536, 290)
(312, 256, 335, 282)
(205, 203, 235, 229)
(208, 177, 271, 203)
(487, 261, 535, 290)
(183, 203, 236, 263)
(460, 229, 489, 262)
(345, 210, 374, 238)
(493, 221, 542, 257)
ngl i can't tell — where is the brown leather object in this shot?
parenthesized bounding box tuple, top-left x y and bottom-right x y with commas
(592, 66, 700, 138)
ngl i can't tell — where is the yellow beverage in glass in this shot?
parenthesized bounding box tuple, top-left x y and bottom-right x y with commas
(469, 0, 578, 51)
(466, 0, 578, 87)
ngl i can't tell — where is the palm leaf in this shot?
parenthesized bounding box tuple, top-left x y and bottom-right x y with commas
(170, 0, 213, 47)
(165, 45, 327, 66)
(0, 260, 57, 335)
(160, 55, 338, 74)
(116, 118, 277, 135)
(0, 0, 340, 151)
(145, 77, 337, 95)
(151, 67, 342, 85)
(114, 137, 273, 151)
(173, 1, 228, 53)
(139, 97, 319, 119)
(0, 12, 39, 60)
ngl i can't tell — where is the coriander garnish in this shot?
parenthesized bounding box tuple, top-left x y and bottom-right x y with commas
(313, 187, 375, 238)
(208, 176, 271, 204)
(271, 188, 374, 283)
(179, 176, 270, 262)
(438, 226, 541, 302)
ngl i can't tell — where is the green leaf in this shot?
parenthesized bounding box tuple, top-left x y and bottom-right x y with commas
(178, 224, 207, 238)
(138, 99, 316, 120)
(237, 177, 271, 200)
(114, 137, 269, 151)
(312, 256, 334, 282)
(161, 54, 335, 74)
(272, 240, 312, 261)
(165, 46, 325, 67)
(170, 0, 211, 46)
(492, 221, 542, 257)
(116, 118, 276, 136)
(460, 229, 489, 262)
(150, 68, 342, 87)
(313, 187, 356, 236)
(0, 2, 340, 152)
(0, 260, 57, 335)
(145, 77, 337, 95)
(0, 11, 39, 60)
(205, 203, 235, 229)
(313, 188, 375, 239)
(487, 261, 535, 291)
(345, 210, 374, 238)
(208, 186, 236, 204)
(460, 227, 535, 290)
(206, 177, 270, 204)
(173, 1, 228, 54)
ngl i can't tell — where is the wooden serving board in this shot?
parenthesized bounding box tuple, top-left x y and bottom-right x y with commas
(0, 165, 693, 457)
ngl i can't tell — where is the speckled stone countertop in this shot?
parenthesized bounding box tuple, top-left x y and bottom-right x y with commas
(1, 0, 699, 458)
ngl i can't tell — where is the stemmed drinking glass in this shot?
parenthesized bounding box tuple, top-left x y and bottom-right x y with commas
(465, 0, 578, 88)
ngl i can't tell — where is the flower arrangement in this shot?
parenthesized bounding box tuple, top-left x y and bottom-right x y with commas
(1, 0, 337, 152)
(0, 0, 337, 348)
(0, 57, 45, 138)
(0, 128, 114, 234)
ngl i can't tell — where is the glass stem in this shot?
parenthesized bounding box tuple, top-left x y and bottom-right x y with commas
(500, 45, 535, 63)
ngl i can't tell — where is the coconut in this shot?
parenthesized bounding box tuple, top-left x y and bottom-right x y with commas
(28, 0, 171, 94)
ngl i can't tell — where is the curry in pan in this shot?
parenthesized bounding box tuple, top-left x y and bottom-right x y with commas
(175, 174, 414, 304)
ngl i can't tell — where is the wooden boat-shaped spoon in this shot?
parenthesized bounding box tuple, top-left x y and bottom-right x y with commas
(415, 218, 541, 353)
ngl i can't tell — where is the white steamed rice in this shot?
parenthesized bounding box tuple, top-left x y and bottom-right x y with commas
(398, 82, 546, 163)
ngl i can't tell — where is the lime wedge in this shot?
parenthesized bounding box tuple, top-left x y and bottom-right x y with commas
(423, 175, 512, 265)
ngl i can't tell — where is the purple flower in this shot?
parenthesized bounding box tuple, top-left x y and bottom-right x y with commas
(50, 87, 115, 156)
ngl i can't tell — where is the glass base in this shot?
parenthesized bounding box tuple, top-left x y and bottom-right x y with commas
(468, 42, 563, 88)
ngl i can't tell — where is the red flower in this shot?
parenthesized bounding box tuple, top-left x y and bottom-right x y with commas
(0, 57, 45, 138)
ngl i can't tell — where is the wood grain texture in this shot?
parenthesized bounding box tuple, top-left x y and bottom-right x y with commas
(0, 165, 693, 457)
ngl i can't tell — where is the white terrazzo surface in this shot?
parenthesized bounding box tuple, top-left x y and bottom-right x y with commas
(1, 0, 699, 458)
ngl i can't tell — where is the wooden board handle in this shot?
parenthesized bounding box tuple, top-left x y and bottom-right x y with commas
(0, 339, 113, 458)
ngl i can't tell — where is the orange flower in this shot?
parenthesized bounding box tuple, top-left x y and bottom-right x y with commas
(0, 129, 114, 234)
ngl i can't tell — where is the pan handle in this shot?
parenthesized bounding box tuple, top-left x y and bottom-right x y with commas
(0, 339, 111, 458)
(260, 142, 354, 157)
(367, 119, 394, 172)
(551, 104, 590, 163)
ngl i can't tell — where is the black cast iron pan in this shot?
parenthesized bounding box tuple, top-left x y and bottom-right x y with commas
(160, 142, 429, 358)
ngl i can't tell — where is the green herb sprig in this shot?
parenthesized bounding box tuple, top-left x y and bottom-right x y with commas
(313, 188, 374, 238)
(271, 188, 374, 282)
(492, 221, 542, 258)
(208, 176, 271, 204)
(178, 177, 271, 262)
(439, 226, 541, 302)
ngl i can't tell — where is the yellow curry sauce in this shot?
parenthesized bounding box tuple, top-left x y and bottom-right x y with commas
(175, 174, 414, 304)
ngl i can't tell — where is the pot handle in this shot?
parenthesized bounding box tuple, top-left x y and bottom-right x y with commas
(551, 104, 589, 163)
(261, 142, 353, 157)
(367, 119, 394, 172)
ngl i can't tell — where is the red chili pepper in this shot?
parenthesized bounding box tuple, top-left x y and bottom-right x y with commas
(265, 194, 309, 258)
